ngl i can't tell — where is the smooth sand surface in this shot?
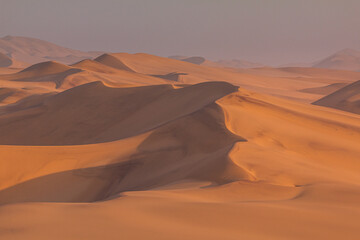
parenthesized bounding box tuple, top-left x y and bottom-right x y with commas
(0, 52, 360, 240)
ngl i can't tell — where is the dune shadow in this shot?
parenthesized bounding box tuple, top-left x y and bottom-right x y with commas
(0, 100, 247, 205)
(0, 161, 139, 205)
(0, 81, 238, 145)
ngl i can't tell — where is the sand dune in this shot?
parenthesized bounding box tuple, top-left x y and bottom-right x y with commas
(313, 48, 360, 72)
(0, 52, 28, 68)
(1, 51, 360, 240)
(209, 59, 266, 69)
(0, 35, 103, 64)
(0, 52, 13, 67)
(71, 59, 124, 74)
(169, 55, 266, 69)
(299, 82, 348, 95)
(0, 81, 237, 145)
(313, 80, 360, 114)
(100, 53, 360, 102)
(94, 53, 135, 72)
(180, 56, 206, 65)
(19, 61, 74, 77)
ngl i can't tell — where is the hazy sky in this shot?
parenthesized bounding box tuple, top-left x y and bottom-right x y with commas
(1, 0, 360, 65)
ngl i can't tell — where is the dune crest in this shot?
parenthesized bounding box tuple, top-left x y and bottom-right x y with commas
(94, 53, 135, 72)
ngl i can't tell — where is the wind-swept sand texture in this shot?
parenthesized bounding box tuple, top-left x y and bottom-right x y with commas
(313, 80, 360, 114)
(0, 51, 360, 240)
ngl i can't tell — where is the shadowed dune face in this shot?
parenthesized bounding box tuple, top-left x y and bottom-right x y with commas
(299, 82, 348, 95)
(313, 80, 360, 114)
(0, 103, 246, 205)
(0, 81, 238, 145)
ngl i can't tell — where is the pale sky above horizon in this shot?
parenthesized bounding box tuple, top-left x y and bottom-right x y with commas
(1, 0, 360, 65)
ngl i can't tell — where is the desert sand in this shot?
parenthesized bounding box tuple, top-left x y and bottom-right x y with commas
(0, 48, 360, 240)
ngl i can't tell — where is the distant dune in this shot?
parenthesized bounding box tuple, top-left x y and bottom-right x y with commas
(0, 35, 103, 64)
(313, 80, 360, 114)
(299, 82, 348, 95)
(169, 55, 266, 69)
(313, 48, 360, 72)
(0, 53, 12, 67)
(0, 52, 28, 68)
(94, 53, 135, 72)
(212, 59, 266, 69)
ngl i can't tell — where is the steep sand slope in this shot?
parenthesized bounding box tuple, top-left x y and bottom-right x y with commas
(313, 48, 360, 71)
(313, 80, 360, 114)
(0, 35, 102, 64)
(0, 81, 360, 239)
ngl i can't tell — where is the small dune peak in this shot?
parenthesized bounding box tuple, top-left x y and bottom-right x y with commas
(20, 61, 72, 75)
(71, 58, 120, 74)
(72, 58, 93, 65)
(94, 53, 135, 72)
